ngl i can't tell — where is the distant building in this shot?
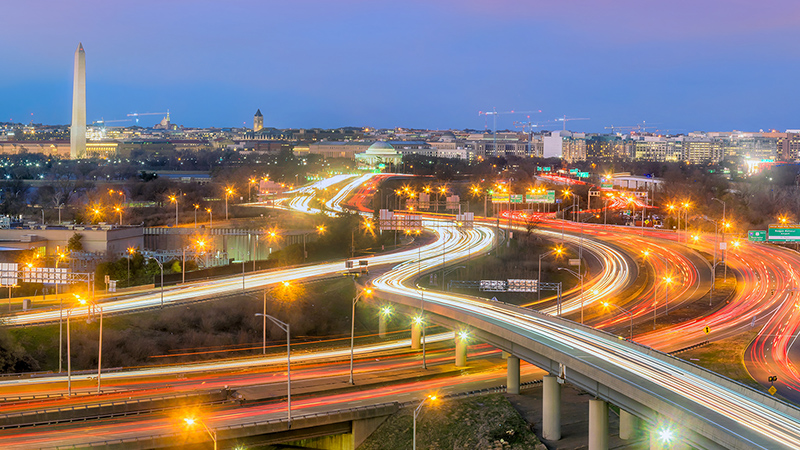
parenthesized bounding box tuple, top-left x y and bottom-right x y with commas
(254, 109, 263, 132)
(355, 141, 402, 169)
(309, 141, 371, 158)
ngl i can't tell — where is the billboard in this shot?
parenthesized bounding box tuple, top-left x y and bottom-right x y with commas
(0, 263, 18, 286)
(768, 224, 800, 242)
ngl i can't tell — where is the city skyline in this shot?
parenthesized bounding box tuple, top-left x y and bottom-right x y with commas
(2, 1, 799, 132)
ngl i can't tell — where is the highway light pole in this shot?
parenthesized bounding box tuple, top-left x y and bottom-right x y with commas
(558, 267, 584, 323)
(700, 217, 719, 306)
(183, 417, 217, 450)
(254, 312, 291, 425)
(538, 247, 563, 303)
(642, 249, 669, 328)
(602, 301, 633, 340)
(147, 257, 164, 308)
(349, 287, 372, 384)
(413, 395, 437, 450)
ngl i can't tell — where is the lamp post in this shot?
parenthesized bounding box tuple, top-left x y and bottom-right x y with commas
(206, 208, 213, 228)
(169, 194, 178, 227)
(183, 417, 217, 450)
(193, 204, 199, 228)
(78, 296, 104, 394)
(259, 281, 290, 355)
(254, 312, 291, 425)
(663, 276, 673, 315)
(642, 249, 670, 328)
(538, 246, 563, 303)
(126, 246, 135, 286)
(558, 267, 585, 324)
(249, 178, 257, 202)
(700, 217, 719, 306)
(413, 395, 438, 450)
(148, 257, 164, 308)
(602, 301, 634, 340)
(114, 206, 123, 225)
(225, 187, 235, 221)
(349, 287, 372, 384)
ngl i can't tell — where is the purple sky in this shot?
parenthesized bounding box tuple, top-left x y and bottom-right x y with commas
(2, 0, 799, 132)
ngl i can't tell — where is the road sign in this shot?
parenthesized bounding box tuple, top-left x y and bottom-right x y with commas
(719, 242, 727, 250)
(703, 326, 710, 335)
(510, 194, 524, 204)
(526, 190, 556, 204)
(601, 183, 613, 189)
(769, 224, 800, 241)
(769, 386, 777, 395)
(491, 193, 509, 204)
(748, 230, 767, 242)
(577, 172, 589, 178)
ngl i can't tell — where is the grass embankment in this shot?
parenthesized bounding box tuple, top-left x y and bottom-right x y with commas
(678, 329, 761, 390)
(359, 394, 544, 450)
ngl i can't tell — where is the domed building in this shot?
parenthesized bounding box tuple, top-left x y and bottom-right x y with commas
(355, 141, 402, 170)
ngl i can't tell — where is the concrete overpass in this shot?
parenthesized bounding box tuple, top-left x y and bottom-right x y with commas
(370, 224, 800, 450)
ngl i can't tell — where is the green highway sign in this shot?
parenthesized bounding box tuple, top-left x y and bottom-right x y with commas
(569, 168, 579, 174)
(748, 230, 767, 242)
(601, 183, 613, 189)
(542, 167, 551, 172)
(526, 190, 556, 204)
(510, 194, 524, 204)
(577, 172, 589, 178)
(768, 224, 800, 241)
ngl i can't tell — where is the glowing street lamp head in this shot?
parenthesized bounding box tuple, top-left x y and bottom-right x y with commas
(658, 427, 674, 444)
(127, 246, 136, 255)
(602, 301, 609, 308)
(381, 306, 392, 317)
(317, 225, 326, 234)
(642, 249, 650, 258)
(364, 288, 372, 295)
(664, 276, 673, 284)
(413, 316, 423, 325)
(184, 417, 195, 426)
(428, 394, 437, 401)
(168, 195, 177, 203)
(458, 330, 470, 341)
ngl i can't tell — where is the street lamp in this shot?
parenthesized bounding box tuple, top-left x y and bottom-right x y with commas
(248, 177, 258, 202)
(126, 246, 136, 286)
(183, 417, 217, 450)
(558, 267, 585, 324)
(225, 187, 235, 221)
(349, 287, 372, 384)
(602, 301, 633, 340)
(114, 205, 123, 225)
(206, 208, 213, 228)
(259, 281, 291, 355)
(76, 295, 104, 394)
(169, 194, 179, 227)
(148, 257, 165, 308)
(538, 246, 564, 303)
(413, 394, 438, 450)
(193, 204, 200, 228)
(253, 312, 292, 425)
(642, 249, 671, 328)
(663, 276, 673, 315)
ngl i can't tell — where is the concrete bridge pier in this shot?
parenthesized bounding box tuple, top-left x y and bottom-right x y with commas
(506, 356, 520, 394)
(542, 375, 561, 441)
(455, 334, 467, 367)
(411, 320, 421, 349)
(619, 409, 639, 440)
(588, 398, 609, 450)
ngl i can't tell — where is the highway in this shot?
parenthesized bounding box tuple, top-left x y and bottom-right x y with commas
(371, 224, 800, 449)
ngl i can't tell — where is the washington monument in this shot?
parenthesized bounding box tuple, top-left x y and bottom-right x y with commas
(70, 43, 86, 159)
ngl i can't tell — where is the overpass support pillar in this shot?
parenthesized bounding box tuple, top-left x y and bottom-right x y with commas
(411, 321, 421, 349)
(378, 313, 387, 338)
(588, 399, 608, 450)
(542, 375, 561, 441)
(619, 409, 639, 440)
(506, 356, 520, 394)
(455, 335, 467, 367)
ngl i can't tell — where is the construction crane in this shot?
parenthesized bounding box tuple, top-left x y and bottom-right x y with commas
(127, 110, 169, 124)
(479, 108, 542, 157)
(555, 115, 589, 131)
(514, 120, 558, 157)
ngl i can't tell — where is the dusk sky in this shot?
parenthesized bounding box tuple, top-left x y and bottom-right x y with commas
(2, 0, 799, 133)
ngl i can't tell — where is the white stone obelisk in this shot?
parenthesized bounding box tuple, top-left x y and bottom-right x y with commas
(70, 43, 86, 159)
